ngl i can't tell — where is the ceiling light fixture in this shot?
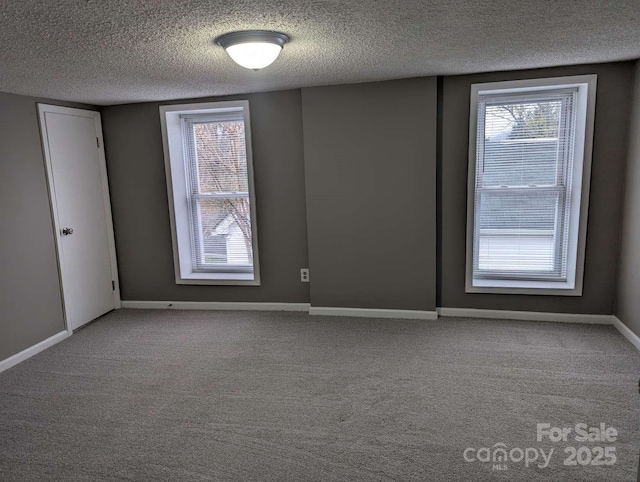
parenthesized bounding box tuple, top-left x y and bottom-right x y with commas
(216, 30, 290, 70)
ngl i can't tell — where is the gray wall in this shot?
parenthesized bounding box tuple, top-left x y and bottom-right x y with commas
(301, 78, 437, 310)
(0, 92, 94, 361)
(441, 62, 634, 314)
(616, 60, 640, 336)
(99, 62, 633, 315)
(101, 89, 310, 303)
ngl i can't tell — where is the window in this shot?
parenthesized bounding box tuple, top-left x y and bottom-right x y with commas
(160, 101, 260, 285)
(466, 76, 597, 295)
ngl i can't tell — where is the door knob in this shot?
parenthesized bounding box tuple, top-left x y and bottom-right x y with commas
(62, 227, 74, 236)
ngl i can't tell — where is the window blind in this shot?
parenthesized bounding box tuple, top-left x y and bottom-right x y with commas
(181, 110, 254, 274)
(472, 88, 578, 282)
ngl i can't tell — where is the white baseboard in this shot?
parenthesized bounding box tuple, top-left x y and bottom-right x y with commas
(612, 316, 640, 351)
(0, 331, 68, 374)
(309, 307, 438, 320)
(121, 301, 311, 312)
(437, 307, 613, 325)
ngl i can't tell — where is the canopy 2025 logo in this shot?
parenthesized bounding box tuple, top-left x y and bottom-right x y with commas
(463, 423, 618, 471)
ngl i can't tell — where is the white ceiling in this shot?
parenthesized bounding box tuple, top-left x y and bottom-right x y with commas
(2, 0, 639, 105)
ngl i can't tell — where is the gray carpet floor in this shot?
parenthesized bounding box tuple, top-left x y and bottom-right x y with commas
(0, 309, 639, 481)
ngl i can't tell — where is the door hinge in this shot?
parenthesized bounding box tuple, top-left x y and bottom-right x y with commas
(96, 137, 100, 148)
(112, 280, 115, 290)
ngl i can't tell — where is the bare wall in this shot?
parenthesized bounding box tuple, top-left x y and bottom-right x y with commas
(101, 89, 310, 303)
(301, 78, 438, 311)
(0, 92, 95, 361)
(441, 62, 634, 314)
(101, 63, 633, 314)
(616, 59, 640, 337)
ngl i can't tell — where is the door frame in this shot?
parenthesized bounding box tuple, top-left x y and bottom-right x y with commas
(38, 104, 121, 335)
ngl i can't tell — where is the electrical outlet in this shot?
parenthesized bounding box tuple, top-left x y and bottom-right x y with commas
(300, 268, 310, 283)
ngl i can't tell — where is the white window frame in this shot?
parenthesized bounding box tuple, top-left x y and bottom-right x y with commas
(160, 100, 260, 285)
(465, 75, 597, 295)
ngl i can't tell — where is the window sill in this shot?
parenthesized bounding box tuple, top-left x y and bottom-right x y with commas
(176, 272, 260, 286)
(466, 278, 581, 296)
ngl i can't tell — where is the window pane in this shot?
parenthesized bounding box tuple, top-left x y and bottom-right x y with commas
(467, 80, 593, 292)
(197, 198, 253, 267)
(476, 190, 560, 273)
(194, 121, 249, 194)
(482, 100, 562, 187)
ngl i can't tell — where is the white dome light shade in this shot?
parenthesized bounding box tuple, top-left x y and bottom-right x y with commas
(217, 31, 290, 70)
(225, 42, 283, 70)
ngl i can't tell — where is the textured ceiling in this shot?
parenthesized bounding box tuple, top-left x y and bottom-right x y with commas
(1, 0, 639, 105)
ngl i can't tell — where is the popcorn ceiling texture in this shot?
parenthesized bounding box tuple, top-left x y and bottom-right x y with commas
(1, 0, 639, 105)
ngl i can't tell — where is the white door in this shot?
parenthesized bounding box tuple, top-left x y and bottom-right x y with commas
(39, 105, 120, 332)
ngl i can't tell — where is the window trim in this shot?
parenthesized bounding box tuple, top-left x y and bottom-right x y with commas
(465, 75, 597, 296)
(160, 100, 261, 286)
